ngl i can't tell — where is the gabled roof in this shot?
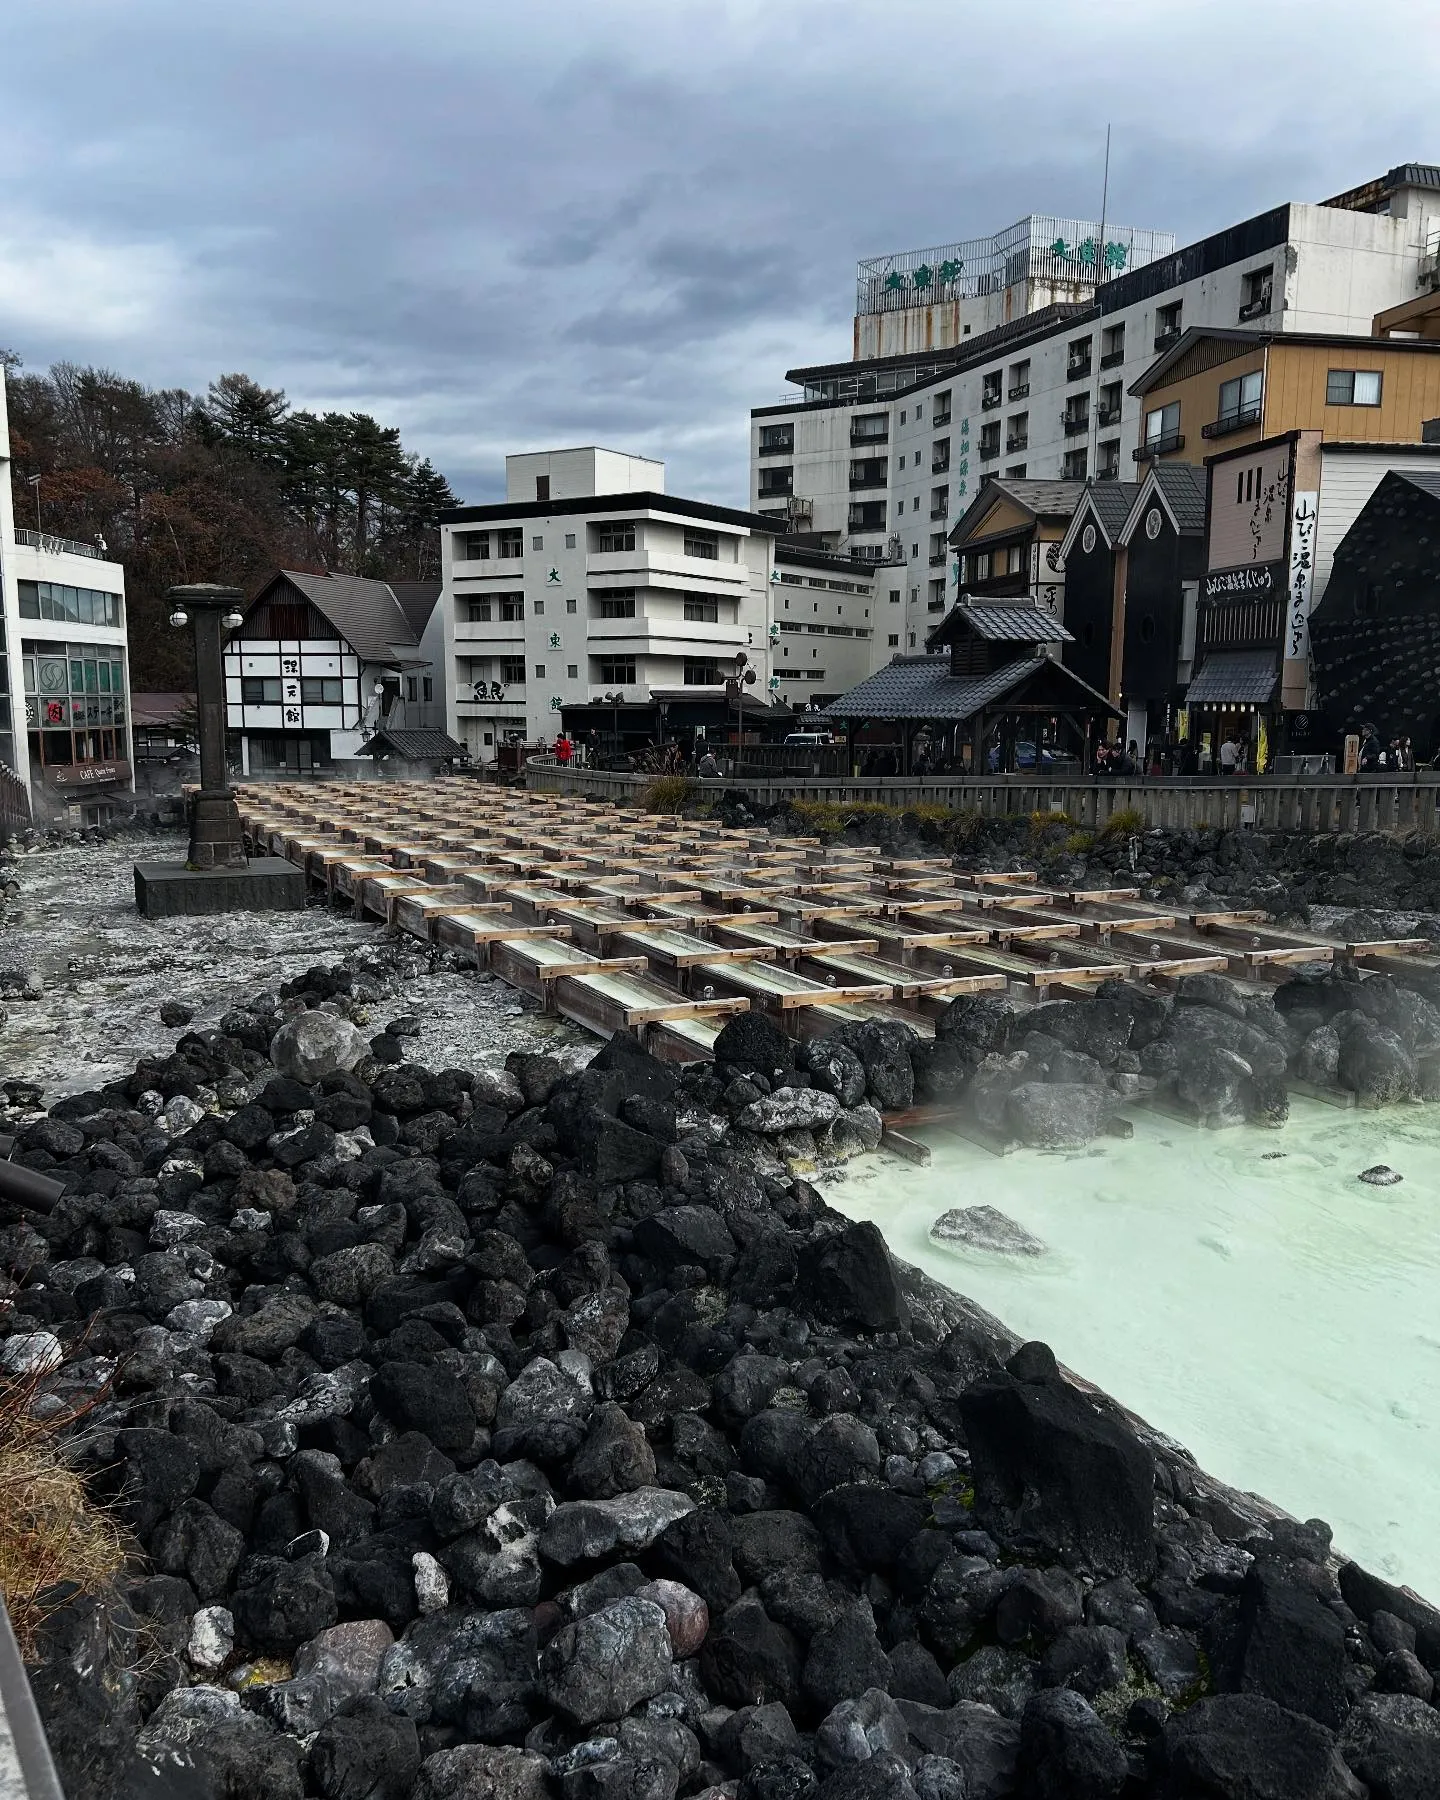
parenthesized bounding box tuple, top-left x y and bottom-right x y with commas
(260, 570, 420, 663)
(822, 652, 1118, 722)
(926, 598, 1073, 652)
(359, 727, 468, 760)
(947, 477, 1086, 548)
(1118, 463, 1208, 544)
(1058, 480, 1143, 558)
(1185, 651, 1277, 705)
(389, 578, 443, 639)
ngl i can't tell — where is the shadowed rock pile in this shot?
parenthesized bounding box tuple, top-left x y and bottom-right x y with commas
(918, 964, 1440, 1149)
(2, 967, 1438, 1799)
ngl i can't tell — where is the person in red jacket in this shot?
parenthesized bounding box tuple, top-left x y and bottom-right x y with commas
(554, 733, 573, 766)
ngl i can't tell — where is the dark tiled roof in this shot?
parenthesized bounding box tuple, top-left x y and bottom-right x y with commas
(1394, 468, 1440, 506)
(822, 651, 1115, 723)
(989, 479, 1087, 519)
(277, 571, 419, 662)
(389, 579, 442, 639)
(129, 691, 195, 725)
(359, 728, 468, 760)
(1151, 462, 1209, 532)
(1088, 481, 1143, 541)
(1185, 651, 1277, 704)
(954, 601, 1074, 643)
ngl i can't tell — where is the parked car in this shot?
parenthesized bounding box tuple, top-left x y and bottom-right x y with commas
(784, 731, 837, 747)
(987, 740, 1055, 771)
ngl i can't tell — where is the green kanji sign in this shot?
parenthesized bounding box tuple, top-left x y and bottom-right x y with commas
(913, 263, 933, 288)
(547, 567, 561, 584)
(885, 271, 906, 291)
(937, 258, 962, 283)
(549, 632, 561, 649)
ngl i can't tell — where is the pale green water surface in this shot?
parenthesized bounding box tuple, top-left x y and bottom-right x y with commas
(826, 1096, 1440, 1602)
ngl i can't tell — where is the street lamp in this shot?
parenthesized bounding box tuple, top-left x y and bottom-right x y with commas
(601, 690, 623, 762)
(167, 584, 247, 871)
(723, 651, 757, 776)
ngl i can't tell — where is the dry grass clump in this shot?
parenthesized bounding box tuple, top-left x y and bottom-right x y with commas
(0, 1360, 127, 1660)
(642, 775, 698, 814)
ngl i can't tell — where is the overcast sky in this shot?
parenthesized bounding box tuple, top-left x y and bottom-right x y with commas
(3, 0, 1437, 505)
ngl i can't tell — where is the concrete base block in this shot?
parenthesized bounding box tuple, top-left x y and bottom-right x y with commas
(134, 857, 307, 918)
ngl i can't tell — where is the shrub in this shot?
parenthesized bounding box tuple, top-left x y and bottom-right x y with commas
(641, 775, 697, 814)
(1063, 829, 1095, 853)
(0, 1361, 126, 1660)
(1099, 805, 1147, 838)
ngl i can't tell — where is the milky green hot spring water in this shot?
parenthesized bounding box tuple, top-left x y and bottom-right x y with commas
(824, 1096, 1440, 1602)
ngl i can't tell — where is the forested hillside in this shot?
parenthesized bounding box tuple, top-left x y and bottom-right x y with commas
(3, 358, 459, 687)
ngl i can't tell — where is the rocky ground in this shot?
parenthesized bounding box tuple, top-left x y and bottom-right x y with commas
(0, 834, 590, 1098)
(2, 965, 1438, 1800)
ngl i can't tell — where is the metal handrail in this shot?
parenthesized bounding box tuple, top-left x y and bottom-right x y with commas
(0, 1584, 68, 1797)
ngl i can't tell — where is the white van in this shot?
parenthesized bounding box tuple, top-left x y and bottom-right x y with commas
(783, 731, 836, 747)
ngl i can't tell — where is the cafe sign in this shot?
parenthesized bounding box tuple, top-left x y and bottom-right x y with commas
(45, 760, 131, 789)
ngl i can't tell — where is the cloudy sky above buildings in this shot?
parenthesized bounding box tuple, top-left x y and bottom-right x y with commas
(3, 0, 1437, 504)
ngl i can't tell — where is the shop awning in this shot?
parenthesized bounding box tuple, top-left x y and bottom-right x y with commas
(1185, 651, 1278, 705)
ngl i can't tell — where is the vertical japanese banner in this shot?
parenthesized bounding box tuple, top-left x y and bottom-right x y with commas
(1286, 491, 1318, 661)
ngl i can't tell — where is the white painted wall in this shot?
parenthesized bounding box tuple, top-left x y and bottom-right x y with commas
(505, 448, 665, 503)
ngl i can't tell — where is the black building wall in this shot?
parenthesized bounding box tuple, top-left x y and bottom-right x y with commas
(1122, 523, 1203, 704)
(1060, 535, 1116, 695)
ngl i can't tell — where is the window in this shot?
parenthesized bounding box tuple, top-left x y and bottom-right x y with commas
(928, 579, 945, 609)
(566, 597, 576, 613)
(596, 592, 636, 617)
(899, 410, 906, 424)
(241, 676, 281, 705)
(300, 677, 343, 704)
(1067, 335, 1093, 378)
(499, 657, 526, 684)
(1008, 544, 1025, 575)
(930, 486, 949, 519)
(1063, 396, 1089, 435)
(1098, 441, 1120, 479)
(981, 373, 1002, 409)
(466, 599, 491, 622)
(17, 582, 124, 628)
(909, 632, 916, 646)
(979, 422, 1000, 459)
(497, 528, 524, 557)
(974, 552, 991, 581)
(1326, 369, 1382, 406)
(848, 501, 887, 532)
(533, 600, 544, 616)
(1145, 402, 1180, 444)
(498, 594, 524, 621)
(758, 422, 794, 454)
(1155, 301, 1183, 347)
(535, 477, 550, 502)
(851, 413, 889, 444)
(931, 437, 950, 472)
(849, 457, 888, 489)
(929, 532, 947, 564)
(684, 599, 718, 622)
(1240, 267, 1273, 320)
(22, 641, 129, 771)
(1215, 369, 1263, 427)
(933, 391, 952, 425)
(1100, 323, 1125, 367)
(597, 657, 636, 685)
(804, 669, 826, 681)
(1097, 382, 1123, 426)
(595, 522, 636, 552)
(1009, 359, 1031, 400)
(889, 588, 900, 603)
(758, 467, 794, 497)
(1063, 448, 1088, 479)
(1006, 464, 1027, 478)
(567, 664, 578, 679)
(531, 535, 543, 551)
(684, 530, 719, 559)
(457, 531, 489, 560)
(534, 662, 546, 678)
(405, 677, 417, 703)
(565, 532, 576, 548)
(684, 659, 722, 685)
(423, 677, 433, 702)
(1006, 414, 1029, 453)
(888, 633, 899, 646)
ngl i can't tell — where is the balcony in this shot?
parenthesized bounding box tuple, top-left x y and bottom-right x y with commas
(757, 435, 794, 456)
(1097, 403, 1123, 427)
(849, 475, 887, 490)
(757, 484, 793, 501)
(1201, 403, 1263, 440)
(981, 391, 1002, 410)
(850, 425, 889, 447)
(930, 505, 948, 520)
(929, 553, 946, 567)
(931, 459, 950, 476)
(1007, 383, 1030, 401)
(978, 439, 1001, 461)
(933, 408, 952, 427)
(1062, 413, 1090, 437)
(1154, 326, 1182, 352)
(1238, 295, 1272, 322)
(1097, 465, 1120, 482)
(1134, 432, 1184, 460)
(1099, 348, 1125, 369)
(14, 529, 103, 561)
(1066, 357, 1092, 382)
(1005, 437, 1028, 455)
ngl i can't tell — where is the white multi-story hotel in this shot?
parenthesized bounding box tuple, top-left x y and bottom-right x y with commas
(751, 163, 1440, 659)
(436, 448, 881, 759)
(0, 371, 133, 826)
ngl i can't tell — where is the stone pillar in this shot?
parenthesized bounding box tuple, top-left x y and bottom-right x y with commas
(171, 584, 247, 872)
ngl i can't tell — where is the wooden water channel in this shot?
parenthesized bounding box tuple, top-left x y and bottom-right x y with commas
(235, 779, 1440, 1097)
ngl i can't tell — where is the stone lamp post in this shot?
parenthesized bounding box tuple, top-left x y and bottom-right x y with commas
(133, 584, 306, 917)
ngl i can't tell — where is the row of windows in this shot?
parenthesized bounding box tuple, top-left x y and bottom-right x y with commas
(464, 592, 722, 623)
(465, 656, 742, 690)
(1142, 365, 1383, 451)
(456, 524, 722, 560)
(18, 581, 124, 628)
(239, 676, 345, 705)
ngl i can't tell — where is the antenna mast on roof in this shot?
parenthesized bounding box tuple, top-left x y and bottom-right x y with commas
(1097, 124, 1111, 278)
